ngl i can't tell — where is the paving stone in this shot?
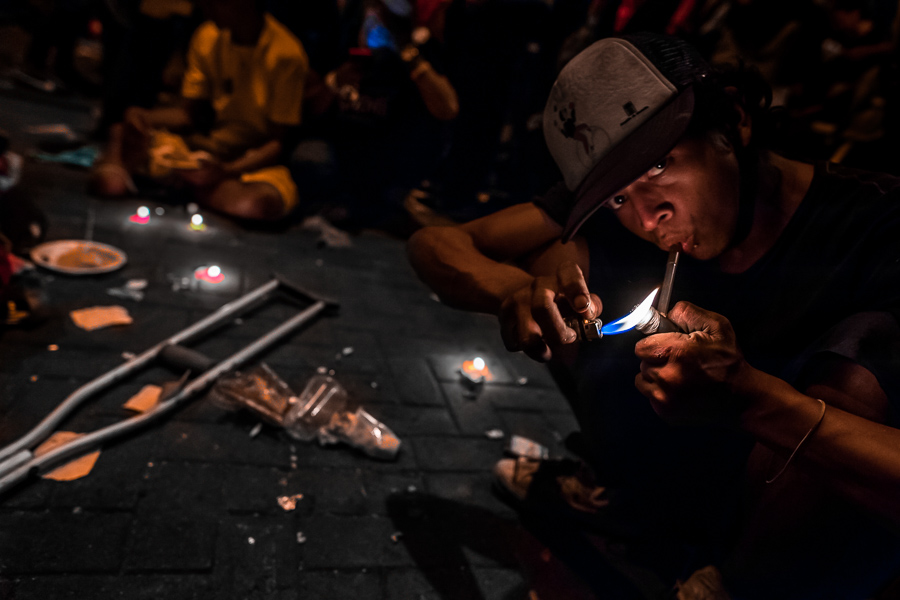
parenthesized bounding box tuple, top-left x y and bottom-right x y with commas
(410, 437, 504, 472)
(423, 472, 513, 516)
(283, 467, 368, 516)
(428, 352, 515, 385)
(542, 411, 582, 445)
(296, 570, 383, 600)
(139, 461, 227, 513)
(124, 512, 217, 572)
(11, 574, 215, 600)
(298, 515, 412, 569)
(0, 511, 131, 573)
(288, 437, 418, 471)
(217, 465, 299, 514)
(364, 404, 457, 437)
(495, 410, 569, 457)
(496, 353, 561, 389)
(338, 369, 404, 407)
(390, 481, 520, 570)
(384, 566, 503, 600)
(472, 567, 531, 599)
(12, 350, 124, 382)
(385, 356, 445, 407)
(38, 428, 155, 510)
(481, 384, 572, 413)
(0, 377, 93, 446)
(151, 421, 291, 467)
(442, 382, 505, 436)
(359, 472, 426, 517)
(212, 515, 299, 596)
(0, 474, 54, 509)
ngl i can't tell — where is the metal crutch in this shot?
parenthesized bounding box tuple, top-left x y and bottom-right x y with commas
(0, 276, 338, 495)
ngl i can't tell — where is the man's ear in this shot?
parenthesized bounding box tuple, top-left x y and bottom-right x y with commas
(725, 86, 753, 147)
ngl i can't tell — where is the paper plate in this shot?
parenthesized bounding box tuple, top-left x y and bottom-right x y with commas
(30, 240, 127, 275)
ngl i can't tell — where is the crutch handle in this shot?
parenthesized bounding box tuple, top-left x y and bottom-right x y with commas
(159, 344, 216, 373)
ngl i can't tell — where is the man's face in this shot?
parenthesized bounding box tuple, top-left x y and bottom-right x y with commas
(601, 135, 741, 260)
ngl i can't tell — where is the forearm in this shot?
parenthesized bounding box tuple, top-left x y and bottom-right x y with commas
(410, 61, 459, 121)
(408, 225, 533, 314)
(737, 367, 900, 524)
(223, 139, 282, 176)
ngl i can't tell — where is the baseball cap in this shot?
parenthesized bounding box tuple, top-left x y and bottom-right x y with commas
(543, 33, 713, 241)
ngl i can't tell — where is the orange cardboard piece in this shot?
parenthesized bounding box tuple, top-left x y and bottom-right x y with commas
(124, 384, 162, 413)
(34, 431, 101, 481)
(70, 305, 133, 331)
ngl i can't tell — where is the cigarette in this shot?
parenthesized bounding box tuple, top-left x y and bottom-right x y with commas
(657, 246, 680, 316)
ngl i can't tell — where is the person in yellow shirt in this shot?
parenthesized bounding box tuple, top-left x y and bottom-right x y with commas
(89, 0, 308, 222)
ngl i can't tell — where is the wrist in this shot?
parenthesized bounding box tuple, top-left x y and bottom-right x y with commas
(737, 367, 824, 450)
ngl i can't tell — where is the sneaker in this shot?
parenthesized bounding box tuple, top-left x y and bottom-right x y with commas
(493, 456, 608, 515)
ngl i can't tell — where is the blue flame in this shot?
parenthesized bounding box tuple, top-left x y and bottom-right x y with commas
(599, 288, 658, 335)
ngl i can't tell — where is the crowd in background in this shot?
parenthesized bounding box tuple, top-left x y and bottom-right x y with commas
(1, 0, 899, 233)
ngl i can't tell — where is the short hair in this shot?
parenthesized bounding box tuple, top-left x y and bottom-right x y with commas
(686, 61, 785, 154)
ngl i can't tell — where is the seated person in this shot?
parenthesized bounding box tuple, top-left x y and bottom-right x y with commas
(89, 0, 308, 222)
(290, 0, 458, 230)
(408, 33, 900, 597)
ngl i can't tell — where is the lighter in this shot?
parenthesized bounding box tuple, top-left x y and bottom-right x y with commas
(565, 247, 683, 340)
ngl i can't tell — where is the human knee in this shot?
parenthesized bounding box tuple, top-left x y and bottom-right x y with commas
(208, 183, 286, 221)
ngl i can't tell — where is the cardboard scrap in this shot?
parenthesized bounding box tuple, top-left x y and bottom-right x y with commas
(124, 384, 162, 413)
(70, 305, 133, 331)
(277, 493, 305, 511)
(34, 431, 100, 481)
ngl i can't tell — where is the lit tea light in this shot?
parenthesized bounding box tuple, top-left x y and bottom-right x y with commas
(129, 206, 150, 224)
(190, 213, 206, 231)
(194, 264, 224, 284)
(460, 356, 493, 384)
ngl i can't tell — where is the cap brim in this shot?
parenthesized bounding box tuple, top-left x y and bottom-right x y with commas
(562, 87, 695, 241)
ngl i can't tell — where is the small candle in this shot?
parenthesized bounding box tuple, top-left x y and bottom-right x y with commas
(129, 206, 150, 224)
(460, 356, 492, 384)
(190, 213, 206, 231)
(194, 265, 224, 284)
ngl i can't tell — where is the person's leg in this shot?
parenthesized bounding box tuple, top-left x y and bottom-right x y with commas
(198, 179, 284, 221)
(198, 165, 297, 221)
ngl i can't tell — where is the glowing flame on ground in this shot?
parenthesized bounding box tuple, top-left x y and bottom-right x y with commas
(461, 356, 493, 381)
(194, 265, 224, 284)
(190, 214, 206, 231)
(129, 206, 150, 224)
(600, 288, 658, 335)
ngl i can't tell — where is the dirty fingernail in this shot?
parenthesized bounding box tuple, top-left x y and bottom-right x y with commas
(574, 296, 591, 312)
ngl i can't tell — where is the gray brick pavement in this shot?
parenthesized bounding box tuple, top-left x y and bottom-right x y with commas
(0, 89, 583, 599)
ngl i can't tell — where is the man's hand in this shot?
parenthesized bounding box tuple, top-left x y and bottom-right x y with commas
(498, 261, 602, 362)
(633, 301, 748, 425)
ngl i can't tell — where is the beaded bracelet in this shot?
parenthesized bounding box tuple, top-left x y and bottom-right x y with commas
(766, 398, 827, 484)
